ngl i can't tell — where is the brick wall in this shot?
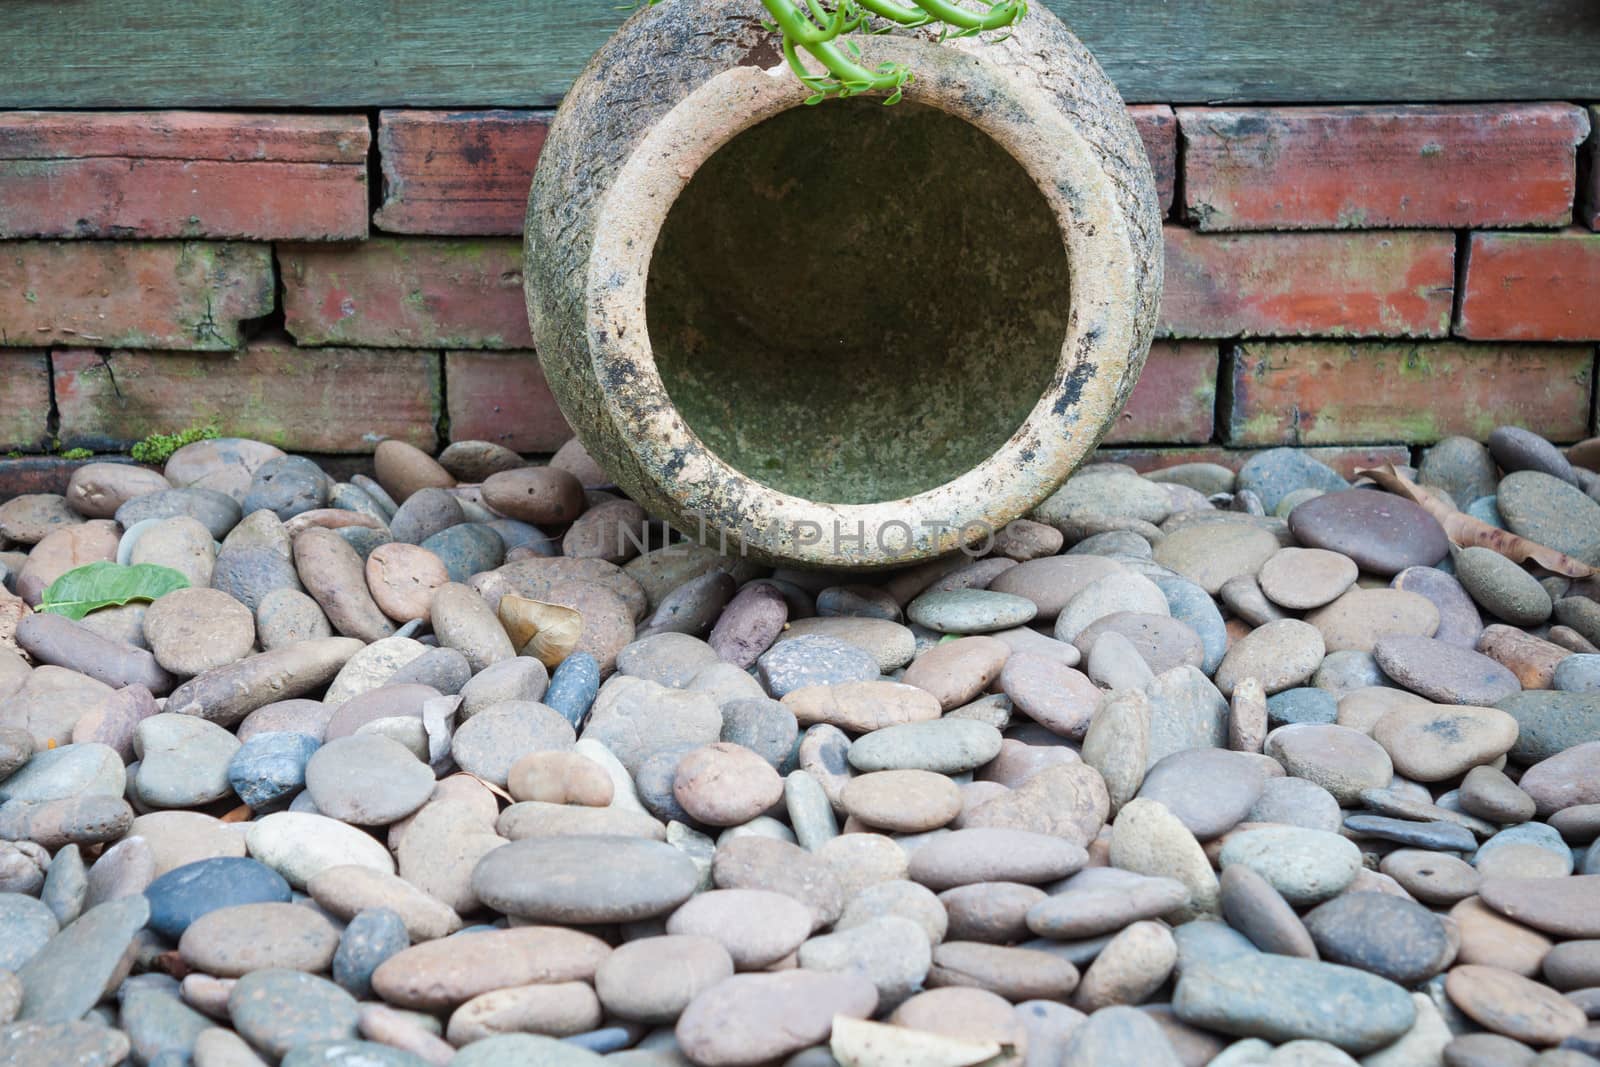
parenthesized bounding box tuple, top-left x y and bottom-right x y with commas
(2, 101, 1598, 483)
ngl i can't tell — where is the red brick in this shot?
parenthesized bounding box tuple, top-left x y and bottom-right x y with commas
(374, 111, 550, 236)
(1457, 230, 1600, 341)
(1179, 105, 1589, 231)
(445, 351, 570, 454)
(1583, 107, 1599, 231)
(1129, 105, 1176, 215)
(1101, 445, 1413, 480)
(0, 112, 369, 240)
(0, 241, 273, 350)
(280, 238, 530, 349)
(1159, 228, 1455, 339)
(0, 350, 49, 451)
(1224, 342, 1594, 446)
(0, 457, 135, 497)
(53, 341, 440, 454)
(1103, 342, 1216, 444)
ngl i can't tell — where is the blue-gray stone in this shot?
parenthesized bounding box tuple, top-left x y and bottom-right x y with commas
(331, 908, 409, 999)
(335, 526, 393, 559)
(116, 488, 242, 541)
(757, 635, 879, 698)
(545, 652, 601, 727)
(119, 987, 212, 1066)
(906, 589, 1037, 634)
(420, 523, 505, 584)
(1554, 654, 1600, 694)
(227, 732, 320, 809)
(282, 1041, 430, 1067)
(1466, 496, 1504, 529)
(486, 519, 557, 557)
(846, 718, 1003, 774)
(1173, 921, 1258, 973)
(633, 743, 697, 825)
(563, 1027, 637, 1054)
(0, 893, 58, 972)
(1267, 687, 1338, 726)
(228, 970, 360, 1060)
(1313, 649, 1391, 694)
(452, 1034, 605, 1067)
(1174, 952, 1416, 1054)
(1237, 448, 1349, 515)
(17, 895, 149, 1023)
(1497, 471, 1600, 566)
(1495, 691, 1600, 763)
(720, 698, 799, 769)
(144, 857, 291, 940)
(387, 647, 473, 695)
(1474, 822, 1573, 875)
(242, 456, 329, 520)
(1062, 1005, 1181, 1067)
(388, 488, 464, 546)
(1342, 815, 1477, 852)
(330, 482, 389, 522)
(1301, 892, 1450, 986)
(1152, 576, 1227, 675)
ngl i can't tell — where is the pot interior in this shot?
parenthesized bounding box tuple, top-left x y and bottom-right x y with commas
(646, 97, 1071, 505)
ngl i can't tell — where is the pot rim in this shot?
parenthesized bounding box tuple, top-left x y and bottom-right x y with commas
(585, 38, 1140, 567)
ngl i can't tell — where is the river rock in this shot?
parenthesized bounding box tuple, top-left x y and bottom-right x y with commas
(1214, 619, 1325, 697)
(246, 811, 394, 888)
(228, 969, 359, 1059)
(1496, 471, 1600, 566)
(1288, 490, 1449, 575)
(1370, 702, 1518, 781)
(179, 900, 340, 976)
(135, 714, 241, 808)
(675, 970, 877, 1066)
(473, 835, 699, 923)
(1373, 635, 1522, 706)
(306, 734, 435, 825)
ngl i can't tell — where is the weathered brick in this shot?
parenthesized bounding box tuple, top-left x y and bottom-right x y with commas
(445, 350, 571, 454)
(53, 342, 440, 454)
(1159, 228, 1455, 339)
(1583, 107, 1599, 231)
(0, 112, 370, 240)
(1129, 105, 1176, 215)
(0, 241, 274, 350)
(1101, 445, 1413, 480)
(0, 350, 50, 451)
(1103, 342, 1216, 444)
(1457, 230, 1600, 341)
(0, 457, 134, 497)
(1180, 104, 1590, 231)
(374, 110, 550, 236)
(280, 238, 530, 349)
(1224, 342, 1594, 446)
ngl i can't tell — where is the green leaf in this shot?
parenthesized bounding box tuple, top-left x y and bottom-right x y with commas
(38, 561, 190, 620)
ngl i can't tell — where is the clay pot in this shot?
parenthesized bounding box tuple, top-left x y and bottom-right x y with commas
(526, 0, 1161, 567)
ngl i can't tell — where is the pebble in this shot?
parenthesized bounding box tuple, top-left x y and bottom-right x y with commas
(1371, 702, 1519, 781)
(1258, 547, 1358, 610)
(1029, 874, 1189, 940)
(1265, 723, 1393, 804)
(472, 835, 699, 923)
(999, 654, 1101, 738)
(1303, 892, 1450, 985)
(1054, 571, 1170, 644)
(1137, 748, 1266, 840)
(1218, 862, 1317, 958)
(674, 971, 877, 1066)
(1446, 965, 1588, 1046)
(450, 700, 575, 786)
(1237, 449, 1350, 514)
(180, 901, 340, 976)
(1219, 825, 1362, 906)
(1420, 436, 1499, 507)
(16, 894, 149, 1022)
(332, 908, 410, 999)
(1109, 799, 1220, 920)
(1143, 665, 1230, 766)
(246, 811, 395, 888)
(306, 734, 435, 825)
(145, 856, 292, 940)
(672, 743, 783, 827)
(228, 969, 360, 1059)
(1455, 546, 1553, 625)
(847, 718, 1003, 774)
(135, 714, 242, 808)
(1289, 490, 1450, 575)
(1268, 687, 1338, 726)
(1214, 618, 1325, 696)
(1373, 634, 1522, 705)
(906, 588, 1037, 633)
(757, 635, 881, 696)
(840, 770, 960, 833)
(1497, 471, 1600, 566)
(1380, 850, 1481, 906)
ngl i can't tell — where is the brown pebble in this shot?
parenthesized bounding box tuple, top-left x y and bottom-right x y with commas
(482, 467, 585, 525)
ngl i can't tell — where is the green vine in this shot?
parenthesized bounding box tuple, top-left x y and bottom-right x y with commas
(642, 0, 1028, 104)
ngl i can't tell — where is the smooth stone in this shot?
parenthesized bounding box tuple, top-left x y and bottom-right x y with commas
(1109, 798, 1219, 920)
(907, 589, 1037, 634)
(255, 588, 334, 650)
(242, 456, 329, 520)
(1214, 619, 1326, 698)
(0, 1020, 131, 1066)
(596, 934, 734, 1025)
(1153, 524, 1280, 595)
(420, 523, 505, 585)
(245, 811, 394, 888)
(1302, 892, 1450, 985)
(1219, 862, 1318, 958)
(1152, 576, 1229, 676)
(1053, 571, 1170, 645)
(179, 900, 340, 976)
(120, 985, 213, 1065)
(451, 701, 575, 786)
(711, 835, 846, 928)
(1070, 923, 1177, 1013)
(117, 487, 241, 540)
(331, 907, 409, 999)
(1173, 952, 1416, 1054)
(1490, 427, 1579, 485)
(1496, 692, 1600, 763)
(673, 743, 784, 828)
(1000, 654, 1101, 739)
(135, 715, 241, 808)
(0, 743, 124, 803)
(1308, 588, 1441, 655)
(847, 719, 1002, 775)
(228, 969, 359, 1059)
(1034, 470, 1172, 527)
(305, 734, 435, 825)
(757, 636, 880, 697)
(1343, 814, 1478, 852)
(616, 632, 721, 688)
(1137, 749, 1266, 840)
(907, 828, 1086, 892)
(227, 732, 321, 809)
(1459, 764, 1538, 823)
(1379, 851, 1482, 906)
(1497, 472, 1600, 566)
(1028, 875, 1189, 940)
(16, 895, 149, 1022)
(1265, 724, 1393, 805)
(887, 987, 1027, 1055)
(370, 926, 608, 1013)
(926, 940, 1080, 1002)
(1246, 775, 1344, 834)
(473, 835, 699, 923)
(1369, 702, 1518, 782)
(1454, 546, 1552, 626)
(900, 635, 1010, 711)
(583, 677, 720, 774)
(1143, 666, 1230, 768)
(1237, 449, 1349, 514)
(1420, 437, 1499, 508)
(1268, 687, 1339, 726)
(0, 895, 59, 973)
(674, 971, 877, 1066)
(431, 582, 513, 673)
(666, 888, 812, 971)
(1554, 654, 1600, 693)
(1073, 612, 1205, 676)
(544, 653, 601, 727)
(841, 770, 961, 834)
(1374, 635, 1522, 706)
(1258, 547, 1359, 610)
(1519, 742, 1600, 817)
(1219, 825, 1362, 906)
(1391, 565, 1484, 649)
(145, 856, 293, 940)
(1445, 965, 1588, 1046)
(777, 617, 917, 672)
(1085, 629, 1157, 690)
(1474, 823, 1574, 879)
(1289, 490, 1450, 576)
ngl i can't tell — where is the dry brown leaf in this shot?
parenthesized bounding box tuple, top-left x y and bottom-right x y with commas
(496, 593, 583, 669)
(1357, 464, 1596, 578)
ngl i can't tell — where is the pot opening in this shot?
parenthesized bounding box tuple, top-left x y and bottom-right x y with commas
(646, 97, 1071, 506)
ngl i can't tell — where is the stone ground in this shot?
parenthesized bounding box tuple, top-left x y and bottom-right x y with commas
(1, 428, 1600, 1067)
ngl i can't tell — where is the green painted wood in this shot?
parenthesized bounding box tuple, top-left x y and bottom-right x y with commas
(5, 0, 1598, 107)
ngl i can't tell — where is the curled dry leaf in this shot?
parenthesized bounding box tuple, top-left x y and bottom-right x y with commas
(284, 509, 387, 538)
(496, 593, 583, 669)
(1358, 464, 1596, 579)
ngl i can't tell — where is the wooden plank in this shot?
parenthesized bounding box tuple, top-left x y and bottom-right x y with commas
(1, 1, 1596, 108)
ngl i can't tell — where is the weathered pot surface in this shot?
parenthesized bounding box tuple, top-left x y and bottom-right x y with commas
(526, 0, 1162, 567)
